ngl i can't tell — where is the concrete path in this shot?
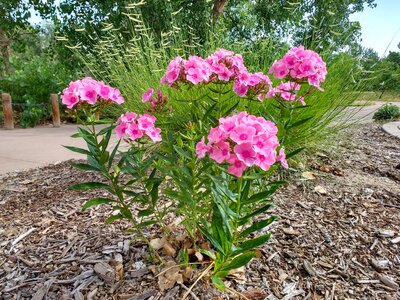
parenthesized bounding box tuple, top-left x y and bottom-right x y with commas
(0, 124, 119, 175)
(0, 101, 399, 175)
(382, 121, 400, 139)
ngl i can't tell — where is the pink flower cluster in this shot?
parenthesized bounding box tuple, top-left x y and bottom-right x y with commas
(266, 81, 305, 105)
(268, 46, 327, 89)
(160, 49, 272, 100)
(142, 88, 171, 112)
(115, 112, 161, 142)
(61, 77, 124, 109)
(196, 112, 288, 177)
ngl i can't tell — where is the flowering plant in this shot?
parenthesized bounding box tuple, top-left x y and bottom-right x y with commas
(64, 46, 327, 294)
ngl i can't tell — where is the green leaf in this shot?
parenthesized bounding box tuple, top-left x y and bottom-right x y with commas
(63, 145, 91, 156)
(199, 249, 216, 260)
(286, 147, 305, 159)
(211, 275, 226, 291)
(137, 220, 157, 227)
(220, 251, 256, 272)
(71, 163, 100, 172)
(82, 198, 114, 211)
(239, 217, 277, 237)
(138, 209, 154, 217)
(239, 204, 273, 225)
(69, 182, 110, 191)
(108, 139, 121, 169)
(105, 214, 125, 223)
(173, 145, 192, 160)
(287, 116, 313, 129)
(198, 223, 225, 255)
(234, 234, 272, 254)
(224, 101, 240, 116)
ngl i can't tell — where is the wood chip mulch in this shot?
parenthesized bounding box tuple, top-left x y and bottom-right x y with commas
(0, 123, 399, 300)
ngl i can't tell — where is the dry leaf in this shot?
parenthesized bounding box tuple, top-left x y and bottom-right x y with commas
(302, 171, 316, 180)
(194, 251, 204, 262)
(282, 228, 301, 235)
(314, 185, 327, 195)
(228, 266, 246, 284)
(149, 238, 165, 250)
(163, 242, 176, 257)
(157, 261, 183, 291)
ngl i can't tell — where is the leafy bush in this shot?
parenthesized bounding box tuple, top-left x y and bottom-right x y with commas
(0, 43, 72, 126)
(373, 103, 400, 120)
(18, 105, 50, 128)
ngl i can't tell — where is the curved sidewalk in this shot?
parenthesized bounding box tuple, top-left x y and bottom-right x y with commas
(0, 124, 118, 175)
(382, 121, 400, 139)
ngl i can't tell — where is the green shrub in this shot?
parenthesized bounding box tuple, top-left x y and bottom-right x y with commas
(373, 103, 400, 120)
(18, 105, 50, 128)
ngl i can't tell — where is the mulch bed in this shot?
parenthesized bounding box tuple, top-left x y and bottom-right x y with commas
(1, 123, 399, 299)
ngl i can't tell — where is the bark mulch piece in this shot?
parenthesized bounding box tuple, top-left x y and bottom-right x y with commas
(1, 123, 399, 299)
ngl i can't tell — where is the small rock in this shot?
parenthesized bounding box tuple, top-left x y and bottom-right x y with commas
(376, 230, 395, 238)
(149, 238, 165, 250)
(391, 236, 400, 244)
(282, 228, 301, 235)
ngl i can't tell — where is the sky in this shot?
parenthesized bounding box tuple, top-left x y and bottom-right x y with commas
(350, 0, 400, 56)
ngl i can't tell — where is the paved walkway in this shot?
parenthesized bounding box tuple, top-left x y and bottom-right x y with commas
(0, 124, 119, 175)
(0, 101, 399, 175)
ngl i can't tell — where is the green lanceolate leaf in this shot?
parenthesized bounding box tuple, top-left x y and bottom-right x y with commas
(233, 233, 272, 254)
(220, 251, 256, 272)
(238, 204, 273, 225)
(137, 220, 157, 227)
(173, 145, 192, 160)
(285, 147, 305, 159)
(224, 101, 240, 116)
(108, 139, 121, 169)
(69, 182, 111, 191)
(287, 116, 313, 129)
(211, 275, 226, 291)
(82, 198, 115, 211)
(71, 163, 101, 172)
(138, 209, 154, 217)
(105, 214, 125, 223)
(239, 216, 277, 237)
(63, 145, 92, 156)
(198, 222, 225, 255)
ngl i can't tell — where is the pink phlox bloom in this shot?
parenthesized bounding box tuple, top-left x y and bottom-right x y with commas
(233, 80, 249, 97)
(78, 83, 98, 104)
(219, 117, 236, 134)
(277, 148, 289, 169)
(227, 154, 247, 177)
(255, 151, 276, 171)
(109, 88, 124, 104)
(234, 142, 257, 166)
(142, 88, 154, 103)
(61, 91, 79, 109)
(146, 127, 162, 142)
(298, 96, 306, 106)
(126, 123, 143, 140)
(209, 141, 230, 163)
(229, 124, 256, 144)
(115, 122, 128, 138)
(269, 61, 289, 79)
(98, 81, 111, 100)
(137, 114, 156, 131)
(195, 137, 211, 158)
(208, 127, 226, 143)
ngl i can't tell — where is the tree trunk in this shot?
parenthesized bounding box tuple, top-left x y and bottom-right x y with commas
(0, 29, 12, 75)
(212, 0, 228, 24)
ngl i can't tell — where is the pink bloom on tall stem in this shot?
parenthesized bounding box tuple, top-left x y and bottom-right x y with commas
(234, 143, 257, 166)
(142, 88, 154, 103)
(227, 154, 247, 177)
(196, 137, 211, 158)
(230, 124, 256, 144)
(277, 148, 289, 169)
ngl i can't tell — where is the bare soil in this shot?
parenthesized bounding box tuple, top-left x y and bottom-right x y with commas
(0, 123, 399, 300)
